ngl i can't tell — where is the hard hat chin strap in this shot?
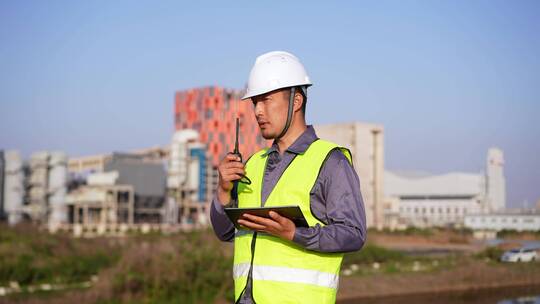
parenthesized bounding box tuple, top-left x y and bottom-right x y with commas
(276, 87, 296, 140)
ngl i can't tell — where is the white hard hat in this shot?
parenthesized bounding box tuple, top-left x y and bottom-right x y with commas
(242, 51, 312, 100)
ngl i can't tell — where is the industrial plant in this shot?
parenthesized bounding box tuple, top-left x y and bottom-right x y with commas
(1, 86, 538, 236)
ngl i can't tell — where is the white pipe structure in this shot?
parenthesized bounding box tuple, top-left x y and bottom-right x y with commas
(48, 151, 68, 230)
(29, 151, 49, 221)
(486, 148, 506, 212)
(4, 151, 24, 225)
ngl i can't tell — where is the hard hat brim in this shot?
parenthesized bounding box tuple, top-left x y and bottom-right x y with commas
(241, 83, 312, 100)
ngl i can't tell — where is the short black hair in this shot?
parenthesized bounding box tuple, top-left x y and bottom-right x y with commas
(299, 87, 307, 115)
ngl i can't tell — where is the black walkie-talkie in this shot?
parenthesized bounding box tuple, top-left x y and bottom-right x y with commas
(230, 117, 251, 185)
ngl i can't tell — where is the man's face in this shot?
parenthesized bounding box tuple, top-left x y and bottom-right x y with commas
(251, 89, 289, 140)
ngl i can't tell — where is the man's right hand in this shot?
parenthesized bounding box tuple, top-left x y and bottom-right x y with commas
(217, 154, 245, 205)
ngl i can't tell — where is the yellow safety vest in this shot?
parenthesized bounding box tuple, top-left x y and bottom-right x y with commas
(234, 139, 353, 303)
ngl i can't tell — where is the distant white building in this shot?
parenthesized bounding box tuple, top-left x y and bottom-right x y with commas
(464, 211, 540, 232)
(386, 171, 484, 227)
(385, 148, 506, 228)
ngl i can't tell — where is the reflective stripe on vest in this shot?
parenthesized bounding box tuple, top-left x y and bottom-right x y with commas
(233, 263, 339, 289)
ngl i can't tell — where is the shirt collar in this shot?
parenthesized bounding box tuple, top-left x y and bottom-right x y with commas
(262, 125, 319, 156)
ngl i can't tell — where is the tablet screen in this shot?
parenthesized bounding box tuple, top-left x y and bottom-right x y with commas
(224, 205, 309, 229)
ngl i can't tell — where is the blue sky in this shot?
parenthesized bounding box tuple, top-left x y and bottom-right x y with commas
(1, 1, 539, 208)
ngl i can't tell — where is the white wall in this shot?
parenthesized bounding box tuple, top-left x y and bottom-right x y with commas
(465, 214, 540, 231)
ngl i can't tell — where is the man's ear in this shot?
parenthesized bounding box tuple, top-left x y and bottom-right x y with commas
(293, 91, 304, 113)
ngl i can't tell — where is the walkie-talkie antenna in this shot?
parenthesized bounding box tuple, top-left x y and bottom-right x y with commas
(234, 117, 240, 155)
(230, 116, 251, 185)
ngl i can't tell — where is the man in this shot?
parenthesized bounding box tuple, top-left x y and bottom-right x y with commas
(210, 51, 366, 304)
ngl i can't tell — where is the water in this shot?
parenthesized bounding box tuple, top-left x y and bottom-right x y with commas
(499, 296, 540, 304)
(339, 285, 540, 304)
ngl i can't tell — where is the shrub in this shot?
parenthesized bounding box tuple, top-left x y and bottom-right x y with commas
(109, 230, 233, 303)
(0, 224, 119, 286)
(475, 246, 503, 261)
(343, 244, 406, 266)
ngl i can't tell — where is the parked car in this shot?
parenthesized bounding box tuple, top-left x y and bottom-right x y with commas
(500, 247, 538, 262)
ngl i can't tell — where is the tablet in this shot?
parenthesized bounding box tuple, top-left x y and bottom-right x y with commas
(224, 205, 309, 230)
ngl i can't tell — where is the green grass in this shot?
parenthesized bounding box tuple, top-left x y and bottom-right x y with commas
(343, 244, 407, 266)
(0, 224, 119, 286)
(372, 227, 435, 237)
(497, 229, 540, 238)
(109, 230, 234, 303)
(474, 246, 504, 262)
(1, 225, 234, 303)
(1, 225, 483, 303)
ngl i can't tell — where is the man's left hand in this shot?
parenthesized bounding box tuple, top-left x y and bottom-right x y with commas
(238, 211, 296, 241)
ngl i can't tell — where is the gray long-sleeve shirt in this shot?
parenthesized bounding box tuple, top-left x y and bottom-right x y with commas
(210, 125, 367, 252)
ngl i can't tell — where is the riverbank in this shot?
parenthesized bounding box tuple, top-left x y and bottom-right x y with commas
(337, 228, 540, 302)
(337, 257, 540, 302)
(339, 284, 540, 304)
